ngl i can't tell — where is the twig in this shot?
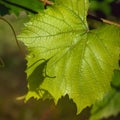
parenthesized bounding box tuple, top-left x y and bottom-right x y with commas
(101, 18, 120, 28)
(87, 14, 120, 28)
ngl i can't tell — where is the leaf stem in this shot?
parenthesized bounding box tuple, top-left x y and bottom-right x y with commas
(87, 14, 120, 28)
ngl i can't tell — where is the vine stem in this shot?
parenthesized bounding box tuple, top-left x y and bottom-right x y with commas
(101, 18, 120, 28)
(1, 0, 37, 14)
(87, 14, 120, 28)
(0, 17, 24, 56)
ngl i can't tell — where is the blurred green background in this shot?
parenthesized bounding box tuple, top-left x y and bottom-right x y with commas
(0, 0, 120, 120)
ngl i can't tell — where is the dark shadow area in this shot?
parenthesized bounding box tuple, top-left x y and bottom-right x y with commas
(28, 59, 49, 91)
(56, 95, 77, 120)
(111, 1, 120, 18)
(76, 107, 91, 120)
(102, 113, 120, 120)
(0, 3, 10, 16)
(111, 69, 120, 91)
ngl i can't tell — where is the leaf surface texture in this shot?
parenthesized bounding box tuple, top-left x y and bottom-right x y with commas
(18, 0, 120, 113)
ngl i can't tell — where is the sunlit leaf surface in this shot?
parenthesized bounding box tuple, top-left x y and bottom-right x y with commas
(18, 0, 120, 113)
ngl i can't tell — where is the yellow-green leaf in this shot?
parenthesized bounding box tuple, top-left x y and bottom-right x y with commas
(18, 0, 120, 113)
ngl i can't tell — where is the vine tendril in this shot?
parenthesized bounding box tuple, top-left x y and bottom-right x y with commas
(0, 17, 24, 56)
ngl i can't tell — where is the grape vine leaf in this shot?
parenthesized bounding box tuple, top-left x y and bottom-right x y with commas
(18, 0, 120, 113)
(90, 69, 120, 120)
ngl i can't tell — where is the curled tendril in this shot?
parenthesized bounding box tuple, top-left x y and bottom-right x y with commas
(0, 17, 24, 56)
(43, 64, 56, 78)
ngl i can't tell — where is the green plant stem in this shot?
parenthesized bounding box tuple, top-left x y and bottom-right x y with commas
(0, 17, 24, 56)
(1, 0, 38, 14)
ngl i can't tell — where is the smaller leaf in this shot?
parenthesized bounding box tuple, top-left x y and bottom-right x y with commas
(90, 69, 120, 120)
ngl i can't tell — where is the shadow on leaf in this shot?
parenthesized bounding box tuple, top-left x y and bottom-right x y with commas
(28, 59, 49, 91)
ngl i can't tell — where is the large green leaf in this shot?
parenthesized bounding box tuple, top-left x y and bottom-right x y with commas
(18, 0, 120, 113)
